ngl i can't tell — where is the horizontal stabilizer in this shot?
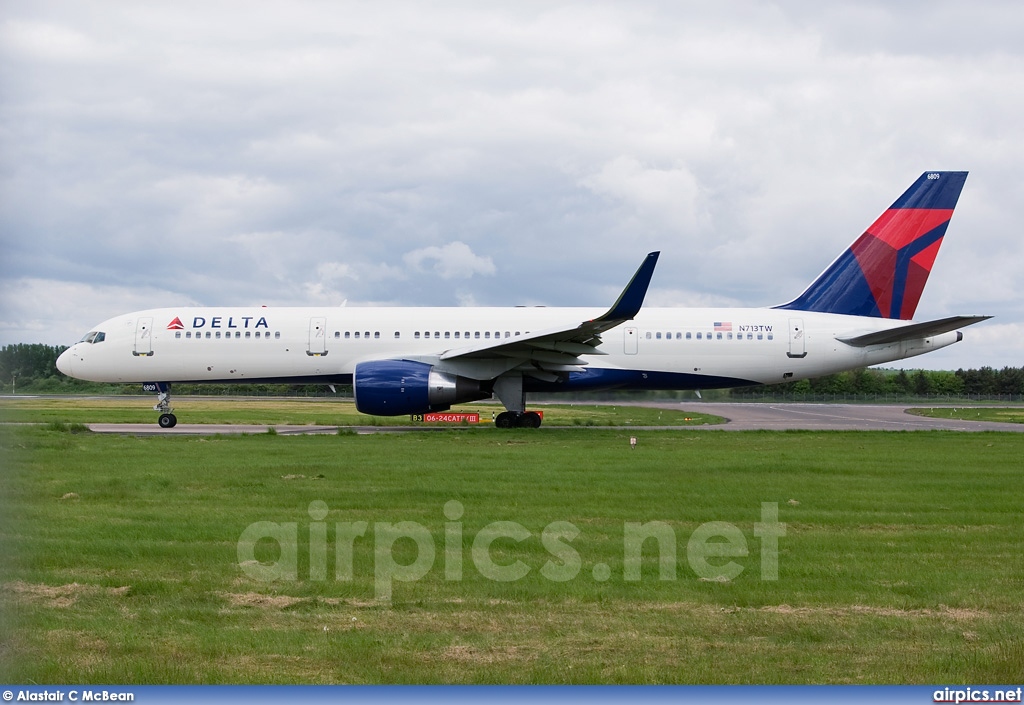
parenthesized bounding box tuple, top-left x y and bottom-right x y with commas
(836, 315, 991, 347)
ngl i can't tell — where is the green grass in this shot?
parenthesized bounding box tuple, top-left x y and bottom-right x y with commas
(907, 407, 1024, 424)
(0, 397, 720, 427)
(1, 424, 1022, 683)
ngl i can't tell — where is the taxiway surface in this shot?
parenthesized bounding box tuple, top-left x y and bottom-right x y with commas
(84, 403, 1024, 435)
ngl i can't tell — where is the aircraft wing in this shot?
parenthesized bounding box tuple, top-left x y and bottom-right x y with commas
(836, 315, 991, 347)
(436, 252, 659, 377)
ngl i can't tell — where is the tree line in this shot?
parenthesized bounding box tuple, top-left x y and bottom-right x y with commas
(1, 342, 1021, 397)
(728, 365, 1023, 398)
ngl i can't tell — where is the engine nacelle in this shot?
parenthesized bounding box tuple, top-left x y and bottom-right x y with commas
(353, 360, 488, 416)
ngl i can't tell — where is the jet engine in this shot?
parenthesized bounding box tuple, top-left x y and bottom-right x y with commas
(353, 360, 489, 416)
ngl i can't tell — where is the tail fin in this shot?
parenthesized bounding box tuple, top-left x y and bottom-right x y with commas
(776, 171, 968, 319)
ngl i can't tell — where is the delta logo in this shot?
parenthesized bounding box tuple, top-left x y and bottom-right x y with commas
(167, 315, 270, 330)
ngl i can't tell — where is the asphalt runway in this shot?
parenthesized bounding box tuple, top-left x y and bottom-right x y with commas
(645, 402, 1024, 432)
(84, 403, 1024, 435)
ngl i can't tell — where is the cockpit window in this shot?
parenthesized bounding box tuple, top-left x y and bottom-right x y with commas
(78, 331, 106, 344)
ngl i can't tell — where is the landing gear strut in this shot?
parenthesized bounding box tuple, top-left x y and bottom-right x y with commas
(150, 383, 177, 428)
(492, 374, 542, 428)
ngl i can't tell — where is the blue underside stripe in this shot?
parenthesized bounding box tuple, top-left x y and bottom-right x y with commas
(524, 368, 759, 393)
(164, 369, 760, 393)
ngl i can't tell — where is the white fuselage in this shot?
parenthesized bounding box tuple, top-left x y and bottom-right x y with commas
(56, 305, 961, 391)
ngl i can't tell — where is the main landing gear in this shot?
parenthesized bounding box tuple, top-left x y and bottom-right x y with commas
(148, 382, 177, 428)
(492, 374, 542, 428)
(495, 411, 543, 429)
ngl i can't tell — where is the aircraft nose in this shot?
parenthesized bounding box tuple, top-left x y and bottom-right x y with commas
(56, 347, 74, 377)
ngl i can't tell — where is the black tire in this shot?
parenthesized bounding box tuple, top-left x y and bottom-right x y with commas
(495, 412, 515, 429)
(158, 413, 177, 428)
(522, 412, 542, 428)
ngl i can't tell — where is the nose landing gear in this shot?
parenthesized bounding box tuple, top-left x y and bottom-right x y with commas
(144, 382, 177, 428)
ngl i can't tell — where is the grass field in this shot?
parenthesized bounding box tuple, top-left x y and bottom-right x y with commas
(906, 407, 1024, 424)
(1, 415, 1022, 684)
(0, 396, 720, 427)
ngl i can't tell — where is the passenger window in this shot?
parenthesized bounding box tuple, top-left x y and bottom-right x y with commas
(355, 332, 361, 339)
(175, 332, 181, 339)
(246, 332, 251, 339)
(454, 332, 460, 339)
(275, 332, 281, 339)
(345, 332, 351, 339)
(646, 332, 652, 339)
(445, 332, 450, 339)
(394, 332, 400, 339)
(475, 332, 480, 339)
(216, 332, 221, 339)
(716, 332, 722, 340)
(414, 332, 420, 339)
(186, 332, 192, 339)
(374, 332, 380, 339)
(696, 332, 701, 340)
(757, 333, 763, 340)
(656, 332, 662, 339)
(334, 331, 340, 338)
(767, 333, 774, 340)
(485, 332, 491, 339)
(686, 332, 691, 340)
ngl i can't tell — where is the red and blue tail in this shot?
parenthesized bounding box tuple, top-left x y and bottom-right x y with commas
(776, 171, 968, 320)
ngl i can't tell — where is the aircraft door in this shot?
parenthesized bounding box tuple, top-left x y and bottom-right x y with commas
(787, 318, 807, 358)
(134, 317, 153, 357)
(624, 327, 638, 355)
(307, 317, 327, 356)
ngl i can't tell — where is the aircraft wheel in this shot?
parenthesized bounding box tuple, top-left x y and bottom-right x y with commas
(522, 412, 542, 428)
(158, 413, 177, 428)
(495, 412, 516, 429)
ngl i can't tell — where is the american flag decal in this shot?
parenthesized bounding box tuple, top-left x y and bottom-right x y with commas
(714, 321, 732, 332)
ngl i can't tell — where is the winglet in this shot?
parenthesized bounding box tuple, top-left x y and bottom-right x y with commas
(592, 251, 660, 324)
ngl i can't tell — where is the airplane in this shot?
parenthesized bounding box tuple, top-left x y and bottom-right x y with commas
(56, 171, 990, 429)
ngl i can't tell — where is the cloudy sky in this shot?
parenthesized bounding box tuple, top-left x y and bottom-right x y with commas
(1, 0, 1021, 370)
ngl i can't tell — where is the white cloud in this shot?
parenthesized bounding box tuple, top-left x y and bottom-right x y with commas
(403, 241, 496, 280)
(582, 156, 706, 233)
(0, 19, 115, 62)
(0, 278, 199, 345)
